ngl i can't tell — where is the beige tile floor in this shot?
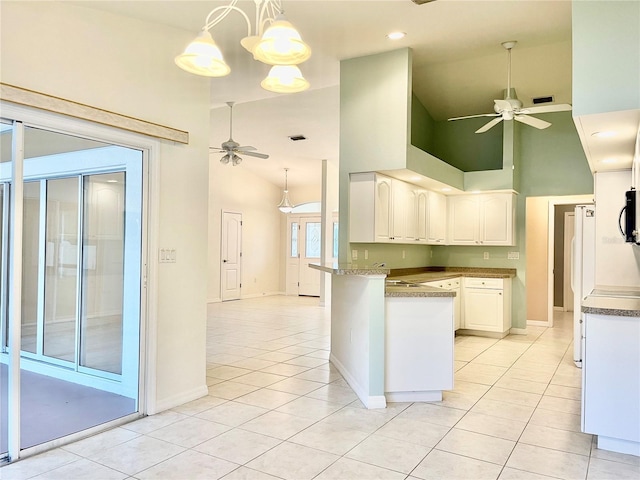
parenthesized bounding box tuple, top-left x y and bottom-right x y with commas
(2, 296, 639, 480)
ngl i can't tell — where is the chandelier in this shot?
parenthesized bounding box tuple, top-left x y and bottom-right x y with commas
(175, 0, 311, 93)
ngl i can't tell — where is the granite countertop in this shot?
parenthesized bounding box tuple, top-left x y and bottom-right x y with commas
(309, 263, 390, 276)
(388, 267, 516, 283)
(385, 285, 456, 298)
(581, 290, 640, 317)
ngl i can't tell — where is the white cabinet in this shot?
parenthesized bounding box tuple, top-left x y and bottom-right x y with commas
(416, 190, 429, 243)
(349, 173, 417, 243)
(427, 191, 447, 244)
(582, 312, 640, 455)
(423, 278, 462, 330)
(462, 277, 511, 335)
(448, 193, 515, 246)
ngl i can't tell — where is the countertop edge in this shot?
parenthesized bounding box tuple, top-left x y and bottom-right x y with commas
(581, 295, 640, 317)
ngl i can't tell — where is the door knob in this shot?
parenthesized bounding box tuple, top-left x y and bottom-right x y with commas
(223, 259, 227, 263)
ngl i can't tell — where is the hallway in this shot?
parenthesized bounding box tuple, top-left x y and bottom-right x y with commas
(1, 297, 638, 479)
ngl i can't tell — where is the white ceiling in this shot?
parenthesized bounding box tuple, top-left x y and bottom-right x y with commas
(76, 0, 583, 189)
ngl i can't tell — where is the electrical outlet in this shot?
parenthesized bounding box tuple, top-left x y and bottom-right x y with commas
(402, 250, 406, 259)
(352, 249, 358, 260)
(364, 249, 368, 260)
(483, 252, 489, 260)
(508, 251, 520, 260)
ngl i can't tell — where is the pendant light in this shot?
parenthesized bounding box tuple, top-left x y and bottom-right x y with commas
(277, 168, 294, 213)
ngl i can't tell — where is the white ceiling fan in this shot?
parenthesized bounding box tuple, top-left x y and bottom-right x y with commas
(210, 102, 269, 166)
(448, 41, 572, 134)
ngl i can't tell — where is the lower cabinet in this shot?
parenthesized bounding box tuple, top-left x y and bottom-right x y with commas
(422, 278, 461, 330)
(582, 312, 640, 456)
(462, 277, 511, 335)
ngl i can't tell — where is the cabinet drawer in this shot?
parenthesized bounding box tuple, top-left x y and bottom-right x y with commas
(464, 277, 503, 289)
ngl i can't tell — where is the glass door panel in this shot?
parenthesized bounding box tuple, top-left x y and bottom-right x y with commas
(80, 172, 125, 375)
(21, 181, 41, 355)
(43, 177, 79, 363)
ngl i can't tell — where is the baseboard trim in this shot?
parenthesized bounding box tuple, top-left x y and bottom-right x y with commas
(208, 297, 222, 304)
(509, 327, 528, 335)
(240, 291, 284, 300)
(527, 320, 550, 327)
(151, 384, 208, 415)
(385, 390, 442, 402)
(329, 353, 386, 410)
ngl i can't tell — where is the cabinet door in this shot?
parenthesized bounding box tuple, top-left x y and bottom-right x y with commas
(481, 193, 514, 245)
(416, 190, 428, 243)
(375, 176, 392, 242)
(390, 179, 409, 242)
(427, 191, 447, 244)
(463, 288, 503, 331)
(400, 185, 418, 242)
(448, 195, 479, 245)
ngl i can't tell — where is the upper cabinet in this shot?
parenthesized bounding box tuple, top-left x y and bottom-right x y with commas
(448, 193, 516, 246)
(350, 172, 516, 246)
(427, 191, 447, 244)
(351, 172, 417, 243)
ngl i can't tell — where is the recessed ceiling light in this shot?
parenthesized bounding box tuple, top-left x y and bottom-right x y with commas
(441, 187, 452, 192)
(601, 157, 620, 164)
(591, 131, 618, 138)
(107, 179, 119, 183)
(386, 32, 406, 40)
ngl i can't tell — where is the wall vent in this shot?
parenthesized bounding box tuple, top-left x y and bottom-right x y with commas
(289, 134, 307, 141)
(532, 95, 555, 104)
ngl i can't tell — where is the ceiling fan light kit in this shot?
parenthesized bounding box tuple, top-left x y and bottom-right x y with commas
(175, 0, 311, 93)
(212, 102, 270, 166)
(448, 40, 572, 133)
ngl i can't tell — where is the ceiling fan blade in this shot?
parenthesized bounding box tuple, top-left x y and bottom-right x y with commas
(519, 104, 572, 114)
(475, 116, 503, 134)
(236, 146, 257, 151)
(240, 151, 269, 159)
(514, 114, 551, 129)
(448, 113, 500, 121)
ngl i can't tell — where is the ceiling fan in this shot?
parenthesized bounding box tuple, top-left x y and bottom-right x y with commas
(210, 102, 269, 166)
(448, 41, 572, 134)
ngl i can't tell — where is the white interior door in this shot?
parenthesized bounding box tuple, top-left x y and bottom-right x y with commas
(298, 216, 321, 297)
(221, 211, 242, 301)
(564, 212, 575, 311)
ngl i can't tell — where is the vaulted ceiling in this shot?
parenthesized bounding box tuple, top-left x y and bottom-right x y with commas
(75, 0, 574, 188)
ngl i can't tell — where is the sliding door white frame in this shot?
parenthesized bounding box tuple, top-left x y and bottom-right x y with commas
(1, 102, 157, 461)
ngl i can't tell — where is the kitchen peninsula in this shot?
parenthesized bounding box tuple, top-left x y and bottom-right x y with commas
(310, 264, 515, 409)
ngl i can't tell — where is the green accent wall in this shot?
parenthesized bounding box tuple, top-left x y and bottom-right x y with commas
(411, 94, 503, 172)
(432, 112, 592, 329)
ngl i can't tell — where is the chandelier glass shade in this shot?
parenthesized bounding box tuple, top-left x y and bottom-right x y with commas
(261, 65, 310, 93)
(174, 31, 230, 77)
(174, 1, 311, 93)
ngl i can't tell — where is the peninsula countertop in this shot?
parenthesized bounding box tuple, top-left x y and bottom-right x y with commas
(582, 289, 640, 317)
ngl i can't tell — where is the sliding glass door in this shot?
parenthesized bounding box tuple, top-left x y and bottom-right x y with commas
(1, 119, 145, 458)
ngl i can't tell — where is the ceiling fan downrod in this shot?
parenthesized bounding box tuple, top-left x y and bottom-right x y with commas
(502, 41, 517, 100)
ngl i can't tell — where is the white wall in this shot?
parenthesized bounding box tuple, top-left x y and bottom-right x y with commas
(594, 171, 640, 289)
(1, 1, 211, 412)
(208, 156, 284, 301)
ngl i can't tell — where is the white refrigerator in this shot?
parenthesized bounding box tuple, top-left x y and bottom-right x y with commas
(571, 204, 595, 368)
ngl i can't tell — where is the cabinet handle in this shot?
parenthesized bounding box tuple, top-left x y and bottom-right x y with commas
(499, 292, 502, 295)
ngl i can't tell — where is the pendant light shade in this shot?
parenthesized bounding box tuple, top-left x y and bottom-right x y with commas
(175, 31, 231, 77)
(277, 168, 294, 213)
(261, 65, 310, 93)
(252, 14, 312, 65)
